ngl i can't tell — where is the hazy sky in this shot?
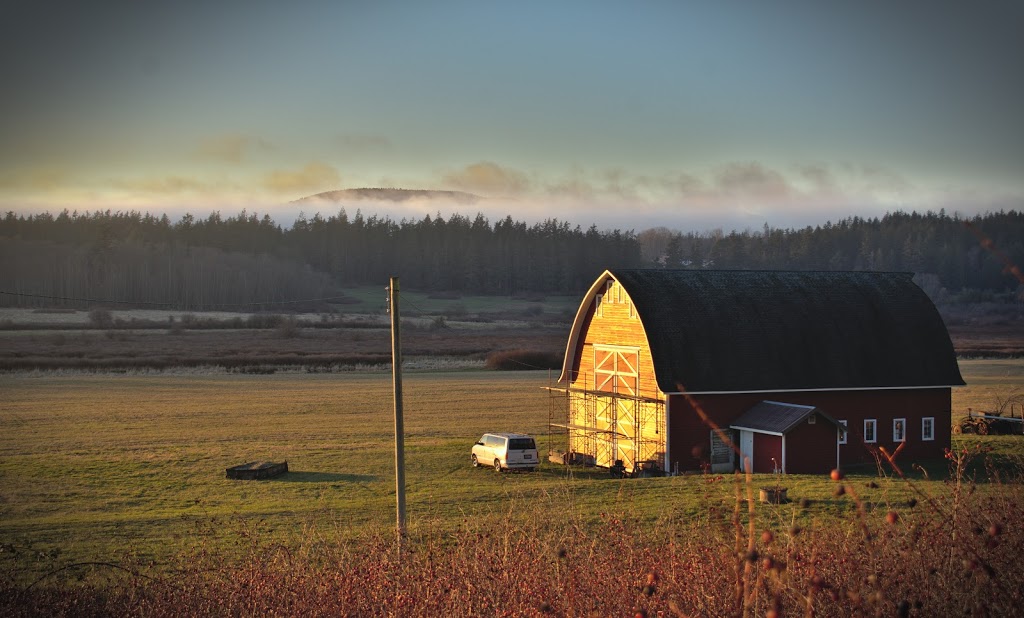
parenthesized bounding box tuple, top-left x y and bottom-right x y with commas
(1, 1, 1021, 232)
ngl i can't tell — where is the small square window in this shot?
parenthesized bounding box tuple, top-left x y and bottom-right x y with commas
(893, 418, 906, 442)
(922, 417, 935, 441)
(838, 420, 848, 445)
(864, 419, 877, 444)
(808, 413, 816, 424)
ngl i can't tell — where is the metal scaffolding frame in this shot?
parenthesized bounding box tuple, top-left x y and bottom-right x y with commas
(546, 372, 665, 473)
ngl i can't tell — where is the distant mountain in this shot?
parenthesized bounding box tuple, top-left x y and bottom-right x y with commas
(294, 188, 482, 204)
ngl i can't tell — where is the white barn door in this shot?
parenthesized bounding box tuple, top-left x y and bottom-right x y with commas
(739, 430, 754, 473)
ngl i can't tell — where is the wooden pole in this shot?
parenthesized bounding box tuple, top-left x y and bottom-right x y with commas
(389, 277, 406, 537)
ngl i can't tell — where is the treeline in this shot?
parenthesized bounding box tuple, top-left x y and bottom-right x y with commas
(0, 209, 642, 308)
(0, 208, 1021, 309)
(640, 210, 1024, 301)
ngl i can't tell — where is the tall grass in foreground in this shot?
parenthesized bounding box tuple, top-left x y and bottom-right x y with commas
(2, 449, 1021, 618)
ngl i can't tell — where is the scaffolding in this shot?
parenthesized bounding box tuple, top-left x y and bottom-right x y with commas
(546, 372, 665, 474)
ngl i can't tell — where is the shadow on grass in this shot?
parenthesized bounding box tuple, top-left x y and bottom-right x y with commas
(273, 471, 378, 483)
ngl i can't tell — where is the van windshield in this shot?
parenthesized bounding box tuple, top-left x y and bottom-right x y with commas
(509, 438, 536, 450)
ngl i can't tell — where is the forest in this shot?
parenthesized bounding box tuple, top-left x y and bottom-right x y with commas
(0, 207, 1021, 310)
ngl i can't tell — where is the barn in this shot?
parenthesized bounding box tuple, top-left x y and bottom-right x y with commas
(553, 269, 964, 475)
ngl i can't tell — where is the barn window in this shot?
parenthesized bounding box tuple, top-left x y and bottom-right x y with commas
(893, 418, 906, 442)
(838, 420, 847, 445)
(921, 417, 935, 441)
(863, 419, 877, 444)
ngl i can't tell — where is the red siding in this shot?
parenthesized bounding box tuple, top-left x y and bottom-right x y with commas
(785, 419, 842, 474)
(752, 433, 782, 473)
(668, 388, 952, 473)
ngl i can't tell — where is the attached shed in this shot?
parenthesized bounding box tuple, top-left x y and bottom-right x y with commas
(729, 401, 846, 474)
(554, 269, 964, 475)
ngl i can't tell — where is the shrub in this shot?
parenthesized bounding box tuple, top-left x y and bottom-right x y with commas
(522, 305, 544, 317)
(485, 349, 563, 371)
(247, 313, 285, 329)
(276, 317, 299, 339)
(446, 303, 468, 317)
(88, 308, 114, 328)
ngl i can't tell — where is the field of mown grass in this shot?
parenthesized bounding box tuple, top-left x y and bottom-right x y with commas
(1, 360, 1022, 615)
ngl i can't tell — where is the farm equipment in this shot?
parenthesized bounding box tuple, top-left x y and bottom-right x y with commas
(953, 407, 1024, 435)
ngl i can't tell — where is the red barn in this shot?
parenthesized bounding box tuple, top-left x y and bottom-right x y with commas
(554, 270, 964, 475)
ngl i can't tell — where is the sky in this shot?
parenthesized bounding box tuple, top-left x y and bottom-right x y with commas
(1, 0, 1021, 233)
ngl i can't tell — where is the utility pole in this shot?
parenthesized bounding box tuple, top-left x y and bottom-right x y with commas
(388, 277, 406, 537)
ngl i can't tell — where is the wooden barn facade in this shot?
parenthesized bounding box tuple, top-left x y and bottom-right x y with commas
(553, 270, 964, 475)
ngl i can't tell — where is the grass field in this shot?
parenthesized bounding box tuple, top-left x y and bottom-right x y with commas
(1, 360, 1023, 614)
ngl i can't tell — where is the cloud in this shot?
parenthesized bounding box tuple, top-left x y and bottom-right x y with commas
(262, 162, 341, 194)
(197, 134, 272, 163)
(0, 167, 70, 190)
(442, 161, 530, 196)
(713, 162, 792, 201)
(336, 133, 393, 152)
(111, 175, 235, 195)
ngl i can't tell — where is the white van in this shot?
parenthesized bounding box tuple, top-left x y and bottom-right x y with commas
(471, 433, 538, 472)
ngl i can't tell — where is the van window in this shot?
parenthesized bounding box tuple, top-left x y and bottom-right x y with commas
(509, 438, 536, 450)
(485, 435, 503, 447)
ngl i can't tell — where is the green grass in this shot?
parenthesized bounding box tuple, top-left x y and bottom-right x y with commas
(1, 361, 1022, 581)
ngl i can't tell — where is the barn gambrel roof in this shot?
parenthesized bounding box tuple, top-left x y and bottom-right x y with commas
(560, 269, 964, 394)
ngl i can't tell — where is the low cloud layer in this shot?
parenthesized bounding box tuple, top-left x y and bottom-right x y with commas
(2, 157, 1018, 234)
(441, 162, 530, 196)
(261, 162, 341, 194)
(0, 167, 70, 191)
(197, 134, 272, 164)
(435, 159, 923, 218)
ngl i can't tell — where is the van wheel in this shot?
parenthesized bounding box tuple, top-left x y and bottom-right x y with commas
(472, 454, 479, 467)
(494, 459, 503, 472)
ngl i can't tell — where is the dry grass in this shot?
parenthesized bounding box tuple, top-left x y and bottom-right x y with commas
(1, 362, 1022, 616)
(0, 324, 565, 372)
(2, 453, 1021, 616)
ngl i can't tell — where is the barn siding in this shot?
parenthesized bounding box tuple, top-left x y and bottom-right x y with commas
(786, 419, 843, 474)
(668, 388, 952, 473)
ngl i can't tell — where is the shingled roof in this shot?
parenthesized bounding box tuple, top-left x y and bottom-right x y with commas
(586, 269, 964, 393)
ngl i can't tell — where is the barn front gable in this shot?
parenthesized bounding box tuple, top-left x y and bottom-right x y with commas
(556, 273, 666, 473)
